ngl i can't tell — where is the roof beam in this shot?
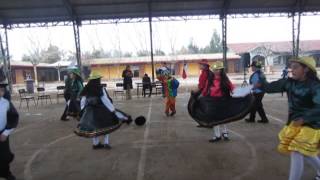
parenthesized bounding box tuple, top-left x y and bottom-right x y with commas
(220, 0, 230, 18)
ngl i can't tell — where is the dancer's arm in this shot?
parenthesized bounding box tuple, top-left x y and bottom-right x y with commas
(101, 90, 115, 112)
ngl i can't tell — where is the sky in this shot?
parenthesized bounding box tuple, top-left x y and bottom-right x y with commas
(6, 15, 320, 61)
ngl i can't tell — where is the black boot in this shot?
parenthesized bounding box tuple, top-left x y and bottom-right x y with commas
(209, 137, 222, 143)
(92, 143, 104, 150)
(245, 118, 255, 123)
(258, 118, 269, 123)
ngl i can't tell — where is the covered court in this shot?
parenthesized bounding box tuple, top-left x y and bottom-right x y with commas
(1, 0, 320, 180)
(8, 93, 316, 180)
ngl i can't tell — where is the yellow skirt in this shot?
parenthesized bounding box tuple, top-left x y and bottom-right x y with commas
(278, 123, 320, 156)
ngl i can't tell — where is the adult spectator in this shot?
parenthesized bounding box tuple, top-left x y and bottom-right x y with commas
(245, 61, 269, 123)
(142, 73, 152, 97)
(122, 65, 133, 100)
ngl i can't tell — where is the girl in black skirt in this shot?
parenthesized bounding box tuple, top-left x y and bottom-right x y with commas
(74, 72, 132, 150)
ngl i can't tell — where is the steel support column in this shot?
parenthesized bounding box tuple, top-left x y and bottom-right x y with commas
(221, 15, 227, 72)
(0, 25, 12, 91)
(291, 0, 305, 58)
(291, 12, 301, 58)
(73, 20, 82, 74)
(148, 1, 155, 82)
(220, 0, 230, 72)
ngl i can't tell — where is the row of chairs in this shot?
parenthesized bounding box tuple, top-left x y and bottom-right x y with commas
(18, 88, 52, 109)
(17, 82, 162, 109)
(114, 82, 163, 99)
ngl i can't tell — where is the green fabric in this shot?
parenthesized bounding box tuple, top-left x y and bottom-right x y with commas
(265, 78, 320, 129)
(71, 79, 83, 99)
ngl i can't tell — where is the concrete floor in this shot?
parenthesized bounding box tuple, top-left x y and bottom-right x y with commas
(7, 93, 317, 180)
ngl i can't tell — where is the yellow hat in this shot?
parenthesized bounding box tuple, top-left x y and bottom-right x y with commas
(291, 56, 317, 74)
(211, 61, 224, 70)
(88, 71, 103, 80)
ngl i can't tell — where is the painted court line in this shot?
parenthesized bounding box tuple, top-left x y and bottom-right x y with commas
(24, 134, 75, 180)
(228, 129, 258, 180)
(267, 114, 285, 124)
(136, 98, 153, 180)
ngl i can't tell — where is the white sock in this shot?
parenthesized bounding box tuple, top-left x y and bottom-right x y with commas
(305, 155, 320, 176)
(104, 134, 110, 145)
(92, 137, 100, 146)
(289, 151, 304, 180)
(222, 125, 228, 135)
(213, 126, 221, 139)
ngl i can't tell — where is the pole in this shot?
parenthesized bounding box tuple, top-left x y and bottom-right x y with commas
(221, 15, 227, 72)
(73, 20, 82, 76)
(148, 1, 155, 82)
(4, 26, 12, 92)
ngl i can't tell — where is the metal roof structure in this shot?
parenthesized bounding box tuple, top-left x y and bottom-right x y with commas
(1, 0, 320, 26)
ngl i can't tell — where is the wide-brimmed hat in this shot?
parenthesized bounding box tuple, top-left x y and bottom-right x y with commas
(0, 81, 8, 88)
(211, 61, 224, 70)
(199, 59, 210, 66)
(88, 71, 103, 80)
(290, 56, 317, 74)
(70, 68, 81, 77)
(251, 61, 262, 68)
(0, 78, 8, 88)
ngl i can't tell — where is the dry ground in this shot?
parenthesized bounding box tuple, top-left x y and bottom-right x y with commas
(5, 93, 318, 180)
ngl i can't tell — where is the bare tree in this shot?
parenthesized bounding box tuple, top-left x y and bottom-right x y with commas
(23, 33, 44, 85)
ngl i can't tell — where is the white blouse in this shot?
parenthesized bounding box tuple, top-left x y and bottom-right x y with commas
(0, 97, 13, 136)
(80, 89, 115, 112)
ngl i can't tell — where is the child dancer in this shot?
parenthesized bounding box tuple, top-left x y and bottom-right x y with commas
(263, 57, 320, 180)
(75, 71, 132, 149)
(67, 68, 83, 120)
(157, 70, 179, 117)
(208, 61, 234, 142)
(0, 82, 19, 180)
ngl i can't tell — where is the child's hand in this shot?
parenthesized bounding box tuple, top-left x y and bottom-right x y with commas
(0, 134, 8, 142)
(292, 118, 304, 127)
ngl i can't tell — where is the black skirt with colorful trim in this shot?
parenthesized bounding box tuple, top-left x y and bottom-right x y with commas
(188, 92, 254, 127)
(74, 97, 128, 138)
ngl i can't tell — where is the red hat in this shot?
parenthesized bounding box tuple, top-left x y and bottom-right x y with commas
(199, 59, 210, 66)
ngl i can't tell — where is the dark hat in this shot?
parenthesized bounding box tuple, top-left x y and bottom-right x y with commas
(199, 59, 210, 66)
(250, 61, 262, 68)
(135, 116, 146, 126)
(0, 83, 8, 88)
(0, 79, 8, 88)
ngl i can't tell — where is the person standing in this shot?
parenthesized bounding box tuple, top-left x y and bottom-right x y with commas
(0, 82, 19, 180)
(208, 61, 235, 142)
(281, 66, 289, 96)
(75, 71, 132, 149)
(67, 68, 83, 120)
(245, 61, 269, 123)
(192, 59, 213, 127)
(142, 73, 152, 97)
(122, 65, 133, 100)
(157, 70, 179, 117)
(262, 57, 320, 180)
(60, 72, 72, 121)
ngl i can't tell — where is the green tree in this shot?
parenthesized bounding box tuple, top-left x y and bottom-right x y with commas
(122, 52, 132, 57)
(155, 49, 166, 56)
(187, 38, 200, 54)
(137, 50, 150, 57)
(202, 30, 223, 53)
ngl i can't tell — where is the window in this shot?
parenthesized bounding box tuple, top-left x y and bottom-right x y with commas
(133, 70, 139, 77)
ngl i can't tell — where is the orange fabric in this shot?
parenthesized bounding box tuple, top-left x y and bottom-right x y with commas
(165, 97, 176, 113)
